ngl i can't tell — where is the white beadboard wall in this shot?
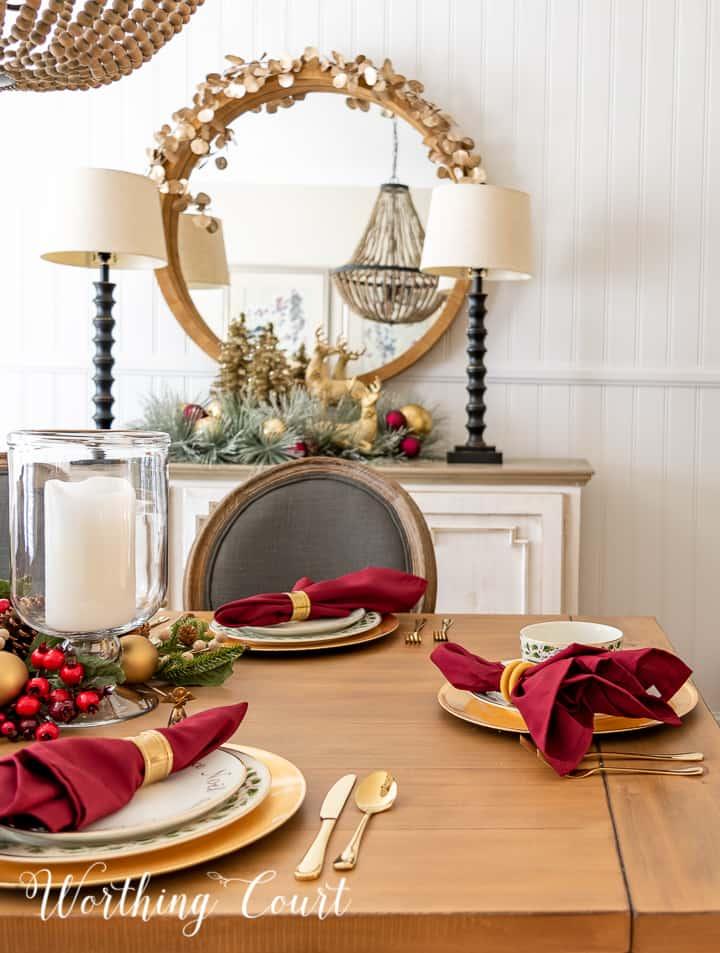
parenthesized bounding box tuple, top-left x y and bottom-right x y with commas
(1, 0, 720, 704)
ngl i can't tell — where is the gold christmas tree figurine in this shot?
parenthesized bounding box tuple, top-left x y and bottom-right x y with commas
(214, 313, 253, 396)
(214, 316, 295, 402)
(247, 323, 294, 402)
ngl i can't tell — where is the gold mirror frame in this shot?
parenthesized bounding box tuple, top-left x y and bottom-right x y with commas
(151, 48, 484, 382)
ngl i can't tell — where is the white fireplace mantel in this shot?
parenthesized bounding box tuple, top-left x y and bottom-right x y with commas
(168, 458, 594, 614)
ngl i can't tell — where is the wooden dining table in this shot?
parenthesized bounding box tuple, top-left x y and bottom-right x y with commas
(0, 613, 718, 953)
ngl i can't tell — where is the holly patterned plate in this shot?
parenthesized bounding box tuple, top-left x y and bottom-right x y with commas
(0, 747, 248, 848)
(0, 751, 271, 863)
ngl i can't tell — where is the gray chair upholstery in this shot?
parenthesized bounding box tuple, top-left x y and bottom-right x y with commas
(184, 458, 436, 612)
(0, 457, 8, 581)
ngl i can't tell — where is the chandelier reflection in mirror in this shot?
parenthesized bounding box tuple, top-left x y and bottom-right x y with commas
(0, 0, 204, 92)
(331, 116, 445, 325)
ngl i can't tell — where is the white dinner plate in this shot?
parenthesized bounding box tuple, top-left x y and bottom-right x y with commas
(213, 610, 382, 646)
(218, 607, 366, 638)
(0, 746, 248, 847)
(0, 751, 272, 863)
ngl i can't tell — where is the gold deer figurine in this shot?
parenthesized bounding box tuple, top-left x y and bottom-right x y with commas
(332, 338, 367, 380)
(305, 328, 357, 405)
(337, 378, 382, 453)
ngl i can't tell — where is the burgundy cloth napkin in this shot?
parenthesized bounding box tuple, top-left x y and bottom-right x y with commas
(214, 566, 428, 628)
(431, 642, 692, 775)
(0, 701, 248, 833)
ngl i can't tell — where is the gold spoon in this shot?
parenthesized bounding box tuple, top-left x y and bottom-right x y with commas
(332, 770, 397, 871)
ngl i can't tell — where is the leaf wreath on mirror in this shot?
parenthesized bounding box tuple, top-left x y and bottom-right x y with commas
(147, 48, 486, 229)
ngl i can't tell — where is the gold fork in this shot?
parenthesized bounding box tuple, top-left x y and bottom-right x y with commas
(433, 618, 454, 642)
(519, 736, 705, 775)
(405, 618, 425, 645)
(566, 764, 704, 779)
(519, 736, 703, 763)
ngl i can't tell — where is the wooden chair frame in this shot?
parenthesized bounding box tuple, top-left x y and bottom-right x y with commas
(183, 457, 437, 612)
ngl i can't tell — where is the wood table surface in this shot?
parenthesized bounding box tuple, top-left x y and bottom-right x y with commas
(0, 613, 718, 953)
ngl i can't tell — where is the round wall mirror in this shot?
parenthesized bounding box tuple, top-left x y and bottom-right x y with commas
(152, 51, 482, 382)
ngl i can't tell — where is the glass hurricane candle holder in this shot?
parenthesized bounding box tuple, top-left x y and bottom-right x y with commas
(6, 430, 170, 727)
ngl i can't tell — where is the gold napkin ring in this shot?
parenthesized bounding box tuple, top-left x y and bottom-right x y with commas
(499, 659, 536, 703)
(130, 729, 174, 786)
(285, 590, 311, 622)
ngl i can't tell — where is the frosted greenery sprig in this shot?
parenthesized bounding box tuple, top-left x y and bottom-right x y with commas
(130, 386, 440, 465)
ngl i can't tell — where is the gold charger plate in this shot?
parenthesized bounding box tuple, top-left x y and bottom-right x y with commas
(227, 613, 399, 653)
(0, 744, 306, 889)
(437, 679, 699, 735)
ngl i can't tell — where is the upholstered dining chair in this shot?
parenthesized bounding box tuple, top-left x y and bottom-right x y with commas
(0, 455, 9, 582)
(183, 457, 437, 612)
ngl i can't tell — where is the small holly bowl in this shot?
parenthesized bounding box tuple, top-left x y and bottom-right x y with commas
(519, 621, 624, 664)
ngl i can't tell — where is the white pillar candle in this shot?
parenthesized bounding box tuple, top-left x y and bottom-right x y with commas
(44, 476, 137, 632)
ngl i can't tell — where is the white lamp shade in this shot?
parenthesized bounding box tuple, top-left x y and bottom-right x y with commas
(420, 182, 533, 281)
(178, 214, 230, 289)
(41, 168, 167, 270)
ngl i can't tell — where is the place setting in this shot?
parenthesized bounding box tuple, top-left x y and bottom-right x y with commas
(431, 619, 703, 779)
(0, 701, 307, 887)
(210, 566, 427, 653)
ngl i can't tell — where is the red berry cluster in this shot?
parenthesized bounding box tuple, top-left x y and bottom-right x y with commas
(0, 643, 105, 742)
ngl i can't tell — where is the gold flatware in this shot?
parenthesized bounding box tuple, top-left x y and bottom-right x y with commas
(294, 774, 356, 881)
(405, 618, 425, 645)
(580, 749, 704, 763)
(433, 617, 454, 642)
(566, 764, 704, 779)
(333, 770, 398, 871)
(519, 735, 704, 765)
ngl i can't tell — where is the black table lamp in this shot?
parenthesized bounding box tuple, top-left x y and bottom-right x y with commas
(41, 168, 167, 429)
(421, 182, 532, 464)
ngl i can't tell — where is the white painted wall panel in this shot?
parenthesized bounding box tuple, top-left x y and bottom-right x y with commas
(0, 0, 719, 704)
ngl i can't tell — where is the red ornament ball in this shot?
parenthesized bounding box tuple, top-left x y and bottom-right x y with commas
(30, 644, 50, 669)
(183, 403, 208, 423)
(400, 435, 422, 459)
(292, 441, 308, 458)
(48, 688, 72, 704)
(15, 694, 41, 717)
(386, 409, 407, 431)
(0, 599, 10, 613)
(59, 660, 85, 686)
(36, 722, 60, 742)
(41, 647, 66, 672)
(1, 720, 17, 739)
(26, 676, 51, 698)
(75, 690, 101, 713)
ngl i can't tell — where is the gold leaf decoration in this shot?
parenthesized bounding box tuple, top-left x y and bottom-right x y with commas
(148, 49, 486, 229)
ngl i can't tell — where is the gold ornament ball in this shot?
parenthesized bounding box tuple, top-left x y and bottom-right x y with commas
(120, 635, 159, 684)
(400, 403, 433, 435)
(262, 416, 287, 438)
(0, 652, 29, 706)
(206, 398, 223, 418)
(194, 415, 221, 437)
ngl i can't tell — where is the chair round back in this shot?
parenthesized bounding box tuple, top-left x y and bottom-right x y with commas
(183, 458, 437, 612)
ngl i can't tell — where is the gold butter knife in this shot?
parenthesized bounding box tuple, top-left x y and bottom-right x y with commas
(294, 774, 356, 881)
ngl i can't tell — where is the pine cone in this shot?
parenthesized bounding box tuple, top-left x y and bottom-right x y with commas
(0, 605, 39, 659)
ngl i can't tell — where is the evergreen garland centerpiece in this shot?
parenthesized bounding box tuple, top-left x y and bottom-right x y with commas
(135, 316, 438, 464)
(136, 385, 439, 466)
(0, 596, 245, 741)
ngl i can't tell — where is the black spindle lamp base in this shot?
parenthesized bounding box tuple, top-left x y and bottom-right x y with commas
(92, 252, 116, 430)
(447, 268, 503, 465)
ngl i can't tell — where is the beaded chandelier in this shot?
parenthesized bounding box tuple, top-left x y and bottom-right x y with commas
(331, 116, 444, 325)
(0, 0, 204, 92)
